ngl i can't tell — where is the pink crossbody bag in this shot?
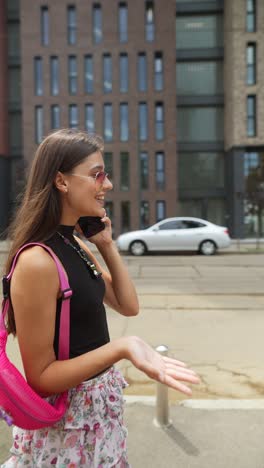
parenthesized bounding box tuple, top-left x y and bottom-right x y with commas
(0, 243, 72, 430)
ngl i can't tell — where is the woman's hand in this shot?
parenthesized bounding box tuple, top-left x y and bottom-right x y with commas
(86, 211, 113, 246)
(125, 336, 200, 396)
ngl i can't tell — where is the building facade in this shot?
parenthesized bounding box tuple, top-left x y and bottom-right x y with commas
(0, 0, 264, 238)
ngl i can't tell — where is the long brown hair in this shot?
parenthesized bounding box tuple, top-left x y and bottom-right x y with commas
(5, 129, 104, 335)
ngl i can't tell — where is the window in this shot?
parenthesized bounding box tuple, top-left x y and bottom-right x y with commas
(138, 53, 147, 92)
(35, 106, 43, 143)
(119, 3, 128, 42)
(156, 152, 165, 190)
(176, 15, 223, 49)
(120, 103, 129, 141)
(145, 1, 154, 41)
(7, 23, 19, 60)
(8, 67, 21, 105)
(140, 152, 148, 190)
(244, 151, 264, 237)
(154, 52, 163, 91)
(155, 102, 164, 140)
(246, 0, 256, 32)
(119, 53, 128, 92)
(68, 56, 77, 95)
(247, 95, 256, 137)
(104, 152, 113, 181)
(103, 104, 113, 141)
(51, 105, 60, 129)
(140, 201, 150, 228)
(139, 103, 148, 141)
(34, 57, 43, 96)
(156, 200, 166, 222)
(246, 43, 256, 85)
(69, 104, 78, 128)
(67, 5, 77, 45)
(85, 104, 95, 133)
(159, 220, 181, 230)
(121, 201, 130, 232)
(84, 55, 93, 94)
(177, 106, 224, 142)
(120, 152, 129, 190)
(176, 61, 223, 95)
(50, 56, 59, 96)
(103, 54, 112, 93)
(40, 6, 49, 46)
(179, 152, 224, 190)
(93, 4, 102, 44)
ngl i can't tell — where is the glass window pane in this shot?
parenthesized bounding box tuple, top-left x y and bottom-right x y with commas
(179, 152, 224, 190)
(41, 6, 49, 46)
(119, 53, 128, 92)
(51, 105, 60, 129)
(69, 104, 78, 129)
(244, 151, 264, 237)
(85, 104, 95, 133)
(246, 0, 256, 32)
(93, 4, 102, 44)
(138, 53, 147, 92)
(246, 43, 256, 85)
(35, 106, 43, 143)
(121, 201, 130, 232)
(155, 103, 164, 140)
(50, 56, 59, 96)
(156, 200, 166, 222)
(103, 54, 112, 93)
(140, 201, 150, 228)
(140, 152, 148, 190)
(176, 61, 223, 95)
(176, 15, 223, 49)
(156, 152, 165, 190)
(177, 106, 224, 142)
(104, 152, 113, 181)
(119, 3, 128, 42)
(34, 57, 43, 96)
(154, 52, 163, 91)
(139, 103, 148, 141)
(247, 95, 256, 137)
(84, 55, 93, 93)
(120, 152, 129, 190)
(120, 103, 129, 141)
(104, 104, 113, 141)
(68, 6, 77, 45)
(8, 23, 19, 60)
(145, 1, 154, 41)
(68, 56, 77, 95)
(8, 67, 21, 105)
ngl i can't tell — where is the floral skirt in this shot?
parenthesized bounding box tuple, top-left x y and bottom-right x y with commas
(1, 367, 130, 468)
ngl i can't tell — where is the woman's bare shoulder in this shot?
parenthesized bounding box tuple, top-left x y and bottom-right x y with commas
(14, 245, 58, 278)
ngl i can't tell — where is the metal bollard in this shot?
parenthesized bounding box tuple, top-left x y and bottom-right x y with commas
(154, 344, 171, 428)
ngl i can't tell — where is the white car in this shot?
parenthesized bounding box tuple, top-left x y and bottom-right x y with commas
(116, 217, 231, 256)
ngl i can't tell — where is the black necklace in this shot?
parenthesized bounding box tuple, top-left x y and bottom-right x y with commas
(56, 231, 102, 279)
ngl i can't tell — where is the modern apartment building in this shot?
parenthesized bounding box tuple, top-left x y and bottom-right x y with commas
(0, 0, 263, 238)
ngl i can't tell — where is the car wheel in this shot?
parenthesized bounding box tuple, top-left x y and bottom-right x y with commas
(199, 240, 217, 256)
(129, 240, 147, 256)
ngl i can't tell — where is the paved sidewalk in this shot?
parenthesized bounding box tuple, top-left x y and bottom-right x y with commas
(1, 401, 264, 468)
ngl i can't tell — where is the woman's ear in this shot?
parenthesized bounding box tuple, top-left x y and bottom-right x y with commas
(54, 171, 69, 194)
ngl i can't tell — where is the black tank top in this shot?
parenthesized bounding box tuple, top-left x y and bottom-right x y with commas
(45, 225, 110, 360)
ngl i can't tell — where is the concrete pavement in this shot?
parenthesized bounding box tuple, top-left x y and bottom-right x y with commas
(1, 248, 264, 466)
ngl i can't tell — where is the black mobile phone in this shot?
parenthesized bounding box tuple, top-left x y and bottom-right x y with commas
(78, 216, 105, 238)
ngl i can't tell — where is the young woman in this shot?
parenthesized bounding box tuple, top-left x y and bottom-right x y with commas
(1, 129, 199, 467)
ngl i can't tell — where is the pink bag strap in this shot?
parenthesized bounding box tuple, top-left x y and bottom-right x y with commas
(1, 242, 72, 360)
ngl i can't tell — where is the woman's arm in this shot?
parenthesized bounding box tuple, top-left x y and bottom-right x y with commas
(11, 246, 199, 396)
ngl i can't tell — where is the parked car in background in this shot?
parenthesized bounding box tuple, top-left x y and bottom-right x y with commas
(116, 217, 231, 256)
